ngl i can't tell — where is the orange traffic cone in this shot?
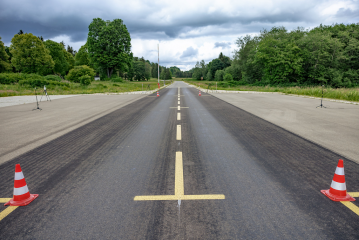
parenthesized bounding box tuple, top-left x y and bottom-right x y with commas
(199, 90, 201, 96)
(321, 159, 355, 202)
(4, 164, 38, 206)
(157, 91, 159, 97)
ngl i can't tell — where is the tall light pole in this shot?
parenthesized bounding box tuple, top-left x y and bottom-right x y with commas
(158, 43, 160, 88)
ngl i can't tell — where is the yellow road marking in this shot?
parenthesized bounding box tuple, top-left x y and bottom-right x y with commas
(176, 125, 181, 140)
(341, 192, 359, 217)
(178, 101, 180, 105)
(0, 206, 18, 221)
(0, 198, 18, 221)
(134, 152, 225, 201)
(175, 152, 184, 196)
(177, 113, 181, 120)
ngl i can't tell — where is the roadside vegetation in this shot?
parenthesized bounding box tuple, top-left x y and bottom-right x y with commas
(184, 79, 359, 102)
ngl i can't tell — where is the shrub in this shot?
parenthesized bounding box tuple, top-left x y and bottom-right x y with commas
(224, 73, 233, 82)
(79, 75, 92, 86)
(66, 65, 95, 83)
(113, 83, 120, 87)
(19, 79, 69, 88)
(111, 77, 123, 82)
(44, 75, 62, 82)
(0, 73, 24, 84)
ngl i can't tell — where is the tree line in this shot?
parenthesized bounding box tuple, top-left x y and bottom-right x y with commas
(0, 18, 193, 82)
(190, 23, 359, 87)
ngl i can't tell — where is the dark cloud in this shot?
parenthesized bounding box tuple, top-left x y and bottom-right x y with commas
(180, 47, 198, 59)
(214, 42, 231, 49)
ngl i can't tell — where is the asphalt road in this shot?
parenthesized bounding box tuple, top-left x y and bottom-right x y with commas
(0, 81, 358, 239)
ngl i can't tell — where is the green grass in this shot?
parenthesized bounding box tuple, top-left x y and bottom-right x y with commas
(184, 80, 359, 102)
(0, 78, 174, 97)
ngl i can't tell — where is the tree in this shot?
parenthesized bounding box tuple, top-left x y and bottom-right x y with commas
(63, 50, 75, 72)
(66, 65, 95, 83)
(209, 59, 225, 78)
(10, 33, 54, 75)
(144, 62, 151, 80)
(18, 30, 23, 35)
(75, 43, 91, 66)
(37, 36, 44, 41)
(133, 60, 145, 81)
(0, 37, 12, 73)
(224, 73, 233, 81)
(214, 70, 224, 81)
(44, 40, 69, 76)
(88, 18, 132, 78)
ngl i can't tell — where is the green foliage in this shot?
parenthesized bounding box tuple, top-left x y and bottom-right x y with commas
(160, 68, 172, 80)
(44, 40, 69, 76)
(44, 75, 62, 82)
(111, 77, 124, 82)
(230, 23, 359, 87)
(10, 33, 55, 75)
(206, 71, 213, 81)
(66, 65, 95, 83)
(0, 73, 49, 84)
(214, 70, 225, 81)
(79, 75, 92, 86)
(63, 50, 75, 72)
(0, 37, 12, 72)
(75, 43, 91, 66)
(88, 18, 132, 78)
(224, 73, 233, 82)
(19, 79, 69, 88)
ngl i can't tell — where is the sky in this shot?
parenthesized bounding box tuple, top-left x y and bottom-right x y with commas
(1, 0, 358, 71)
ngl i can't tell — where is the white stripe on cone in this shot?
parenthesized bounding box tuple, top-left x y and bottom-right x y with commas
(14, 185, 29, 196)
(15, 172, 24, 180)
(331, 180, 346, 191)
(335, 167, 344, 175)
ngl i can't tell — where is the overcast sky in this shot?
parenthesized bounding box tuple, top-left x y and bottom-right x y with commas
(1, 0, 358, 70)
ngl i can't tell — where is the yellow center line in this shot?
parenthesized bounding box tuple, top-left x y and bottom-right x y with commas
(177, 112, 181, 120)
(176, 125, 181, 140)
(134, 152, 225, 201)
(175, 152, 184, 197)
(0, 198, 18, 221)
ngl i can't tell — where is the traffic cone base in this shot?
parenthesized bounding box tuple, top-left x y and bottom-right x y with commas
(321, 189, 354, 202)
(321, 159, 355, 202)
(4, 194, 39, 206)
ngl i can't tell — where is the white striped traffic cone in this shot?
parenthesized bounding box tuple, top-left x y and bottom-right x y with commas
(321, 159, 355, 202)
(199, 90, 201, 96)
(4, 164, 38, 206)
(157, 91, 159, 97)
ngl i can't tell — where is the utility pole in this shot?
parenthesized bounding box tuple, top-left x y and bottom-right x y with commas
(158, 43, 160, 89)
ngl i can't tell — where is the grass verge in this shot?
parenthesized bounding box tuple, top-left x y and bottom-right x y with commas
(0, 78, 173, 97)
(183, 79, 359, 102)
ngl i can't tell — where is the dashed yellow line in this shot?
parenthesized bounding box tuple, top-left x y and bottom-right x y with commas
(134, 152, 225, 201)
(0, 198, 18, 221)
(175, 152, 184, 196)
(176, 125, 181, 140)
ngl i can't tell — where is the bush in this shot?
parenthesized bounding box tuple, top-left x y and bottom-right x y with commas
(113, 83, 120, 87)
(111, 77, 123, 82)
(66, 65, 95, 83)
(44, 75, 62, 82)
(19, 79, 70, 88)
(79, 75, 92, 86)
(224, 73, 233, 82)
(0, 73, 24, 84)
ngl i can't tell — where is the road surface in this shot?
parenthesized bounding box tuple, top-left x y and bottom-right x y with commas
(0, 81, 358, 239)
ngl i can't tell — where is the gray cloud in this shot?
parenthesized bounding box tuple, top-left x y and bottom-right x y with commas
(0, 0, 344, 46)
(180, 47, 198, 59)
(214, 42, 231, 49)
